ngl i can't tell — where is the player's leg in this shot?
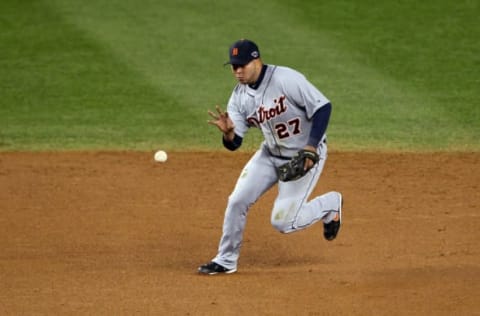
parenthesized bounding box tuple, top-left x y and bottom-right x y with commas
(270, 144, 342, 233)
(210, 147, 278, 270)
(270, 157, 325, 233)
(294, 191, 342, 230)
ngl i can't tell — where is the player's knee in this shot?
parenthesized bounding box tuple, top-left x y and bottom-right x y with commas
(271, 218, 293, 234)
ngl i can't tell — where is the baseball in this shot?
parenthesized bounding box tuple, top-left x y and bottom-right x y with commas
(154, 150, 168, 162)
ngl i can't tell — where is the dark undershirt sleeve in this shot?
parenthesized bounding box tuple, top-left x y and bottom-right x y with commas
(307, 103, 332, 147)
(223, 133, 243, 151)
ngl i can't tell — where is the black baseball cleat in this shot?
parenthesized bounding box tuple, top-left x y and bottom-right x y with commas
(198, 261, 237, 275)
(324, 193, 343, 241)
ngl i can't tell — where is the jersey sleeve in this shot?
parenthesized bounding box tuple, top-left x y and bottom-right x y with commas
(282, 69, 330, 119)
(226, 87, 250, 138)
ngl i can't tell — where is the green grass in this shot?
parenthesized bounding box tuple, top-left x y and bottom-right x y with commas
(0, 0, 478, 151)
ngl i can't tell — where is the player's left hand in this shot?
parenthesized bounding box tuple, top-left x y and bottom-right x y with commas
(277, 148, 319, 182)
(302, 145, 317, 170)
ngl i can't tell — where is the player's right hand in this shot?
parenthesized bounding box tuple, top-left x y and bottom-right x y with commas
(207, 105, 235, 139)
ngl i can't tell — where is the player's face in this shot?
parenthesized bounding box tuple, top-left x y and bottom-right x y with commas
(231, 60, 261, 85)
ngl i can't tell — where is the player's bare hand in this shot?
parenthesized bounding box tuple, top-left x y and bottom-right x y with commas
(208, 105, 235, 137)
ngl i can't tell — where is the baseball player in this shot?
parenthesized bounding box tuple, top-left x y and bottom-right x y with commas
(198, 39, 343, 275)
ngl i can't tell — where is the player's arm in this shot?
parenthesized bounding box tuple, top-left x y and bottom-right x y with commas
(303, 103, 331, 169)
(306, 102, 331, 149)
(284, 72, 331, 150)
(281, 70, 331, 151)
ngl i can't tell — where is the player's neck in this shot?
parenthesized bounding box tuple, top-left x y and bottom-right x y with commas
(248, 64, 267, 90)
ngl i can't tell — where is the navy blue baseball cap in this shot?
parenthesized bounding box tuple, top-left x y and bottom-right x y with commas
(225, 39, 260, 66)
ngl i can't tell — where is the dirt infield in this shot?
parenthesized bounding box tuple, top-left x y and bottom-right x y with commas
(1, 151, 479, 315)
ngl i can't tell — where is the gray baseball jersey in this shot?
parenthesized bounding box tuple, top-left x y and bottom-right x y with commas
(227, 65, 329, 157)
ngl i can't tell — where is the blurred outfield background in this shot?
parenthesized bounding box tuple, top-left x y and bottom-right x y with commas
(0, 0, 478, 151)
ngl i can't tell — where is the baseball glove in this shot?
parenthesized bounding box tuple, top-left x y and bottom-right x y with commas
(277, 149, 319, 182)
